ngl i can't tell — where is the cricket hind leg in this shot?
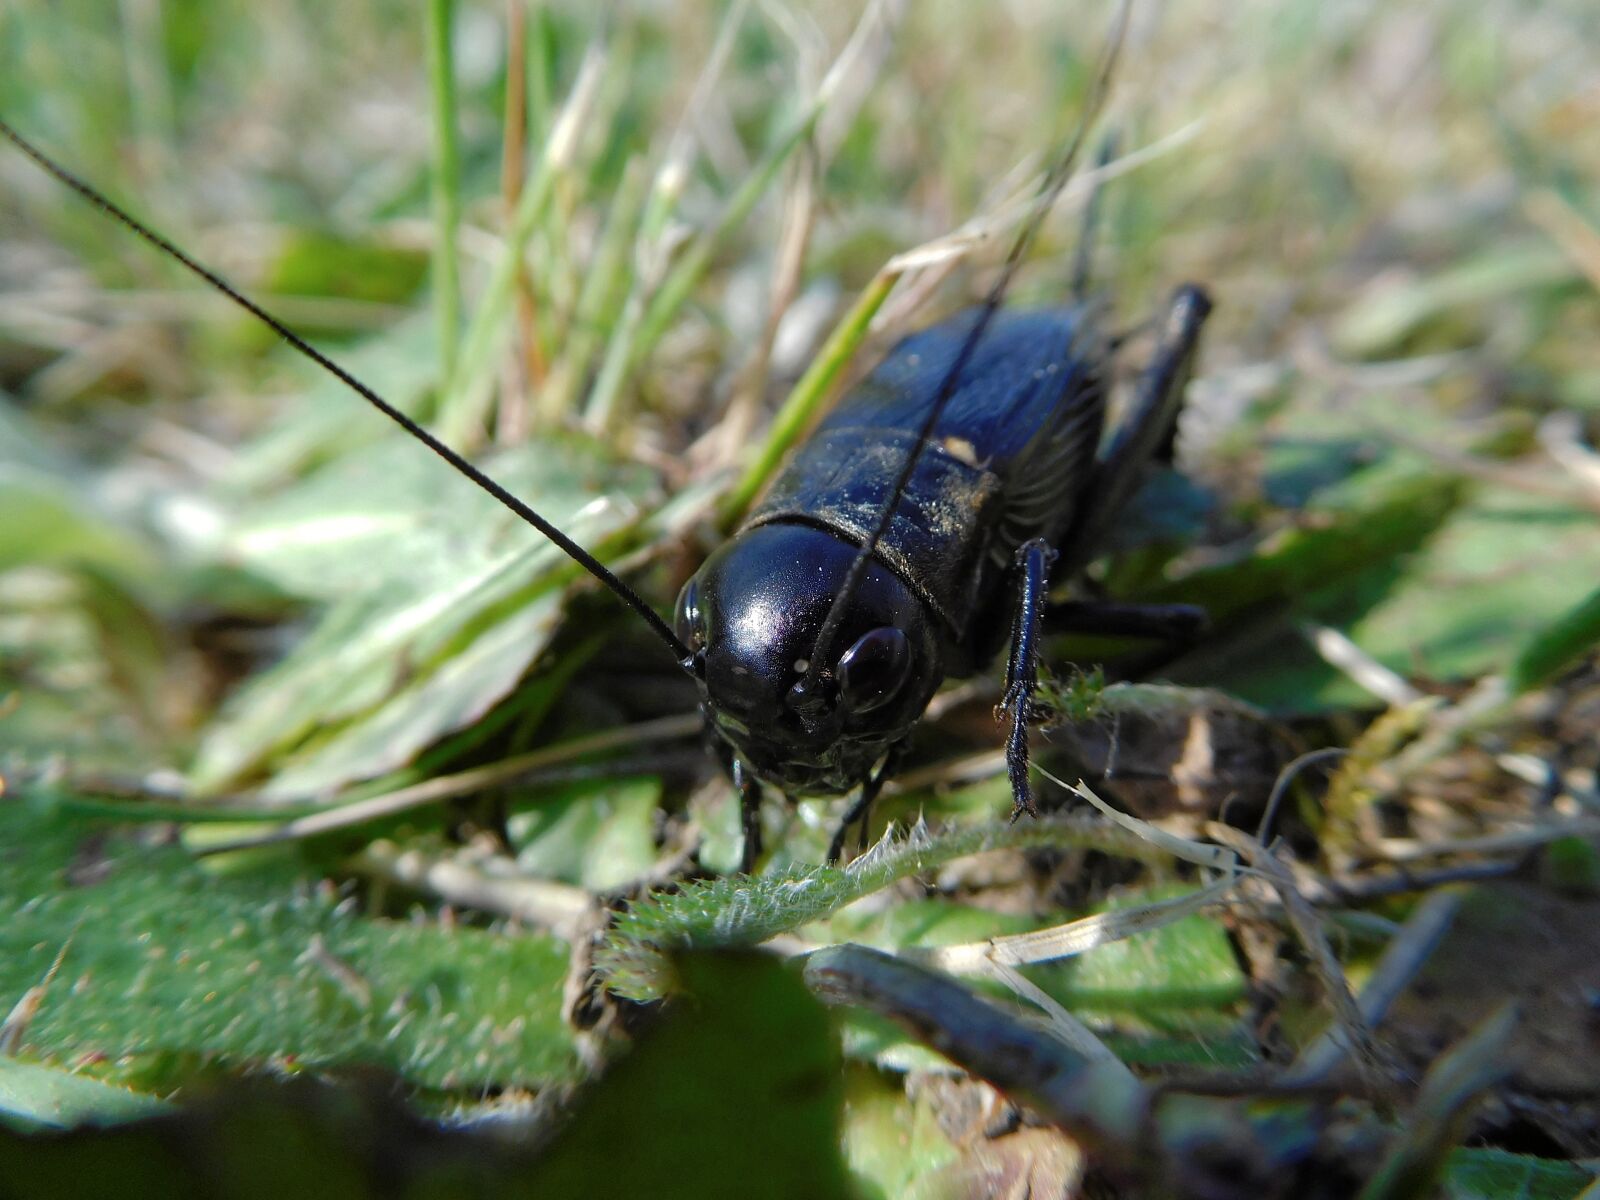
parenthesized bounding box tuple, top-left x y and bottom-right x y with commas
(826, 742, 908, 866)
(1059, 284, 1213, 578)
(998, 537, 1059, 821)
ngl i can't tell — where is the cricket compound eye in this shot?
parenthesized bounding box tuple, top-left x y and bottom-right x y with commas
(835, 627, 912, 715)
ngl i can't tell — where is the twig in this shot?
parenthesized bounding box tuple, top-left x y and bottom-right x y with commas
(803, 944, 1147, 1160)
(1356, 1006, 1517, 1200)
(1258, 746, 1348, 843)
(1207, 823, 1379, 1079)
(1301, 623, 1422, 707)
(1282, 886, 1464, 1086)
(1372, 816, 1600, 864)
(195, 713, 702, 855)
(354, 840, 595, 940)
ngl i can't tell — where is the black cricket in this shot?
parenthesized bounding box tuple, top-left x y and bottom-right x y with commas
(684, 283, 1210, 866)
(1, 14, 1209, 873)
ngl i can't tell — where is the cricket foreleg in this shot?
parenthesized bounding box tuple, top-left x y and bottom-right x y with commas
(826, 743, 908, 866)
(728, 755, 764, 875)
(999, 538, 1057, 820)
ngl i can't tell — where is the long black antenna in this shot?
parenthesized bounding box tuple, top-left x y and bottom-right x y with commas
(0, 117, 695, 668)
(793, 1, 1133, 715)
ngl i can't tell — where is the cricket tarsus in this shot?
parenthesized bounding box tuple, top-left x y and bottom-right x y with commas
(0, 116, 693, 668)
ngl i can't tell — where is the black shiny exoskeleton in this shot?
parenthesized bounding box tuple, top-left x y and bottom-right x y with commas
(678, 287, 1212, 865)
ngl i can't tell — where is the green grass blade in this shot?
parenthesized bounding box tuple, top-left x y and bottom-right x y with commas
(425, 0, 463, 384)
(438, 39, 608, 446)
(719, 269, 896, 525)
(583, 94, 826, 436)
(1508, 583, 1600, 694)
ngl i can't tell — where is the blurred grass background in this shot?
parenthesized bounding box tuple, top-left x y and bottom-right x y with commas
(2, 0, 1597, 771)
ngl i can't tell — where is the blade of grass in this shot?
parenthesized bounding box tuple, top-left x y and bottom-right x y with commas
(189, 713, 703, 855)
(496, 0, 538, 440)
(116, 0, 175, 189)
(437, 37, 607, 446)
(426, 0, 463, 385)
(538, 154, 650, 423)
(577, 0, 752, 436)
(1507, 582, 1600, 695)
(583, 0, 902, 436)
(717, 270, 895, 525)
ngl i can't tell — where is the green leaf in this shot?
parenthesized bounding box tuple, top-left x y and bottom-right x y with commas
(224, 319, 441, 491)
(0, 804, 578, 1091)
(513, 777, 662, 891)
(1156, 463, 1600, 709)
(0, 1059, 173, 1132)
(0, 953, 848, 1200)
(841, 1066, 960, 1198)
(190, 434, 659, 796)
(1042, 892, 1245, 1014)
(0, 404, 164, 587)
(1149, 462, 1467, 628)
(1508, 583, 1600, 694)
(1350, 486, 1600, 689)
(1333, 243, 1578, 358)
(1440, 1149, 1596, 1200)
(596, 819, 1170, 1002)
(0, 473, 159, 582)
(263, 230, 428, 313)
(526, 953, 850, 1198)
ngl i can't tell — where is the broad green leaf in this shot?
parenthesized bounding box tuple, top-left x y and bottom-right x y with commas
(1151, 456, 1600, 709)
(525, 953, 850, 1198)
(1148, 462, 1466, 628)
(842, 1066, 960, 1199)
(263, 230, 428, 311)
(190, 434, 659, 795)
(1350, 485, 1600, 683)
(1042, 897, 1244, 1013)
(0, 571, 167, 771)
(0, 473, 159, 582)
(513, 777, 662, 892)
(808, 892, 1245, 1077)
(222, 318, 442, 492)
(223, 432, 654, 600)
(0, 953, 849, 1200)
(0, 405, 164, 586)
(247, 587, 564, 799)
(816, 893, 1244, 1040)
(0, 803, 577, 1091)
